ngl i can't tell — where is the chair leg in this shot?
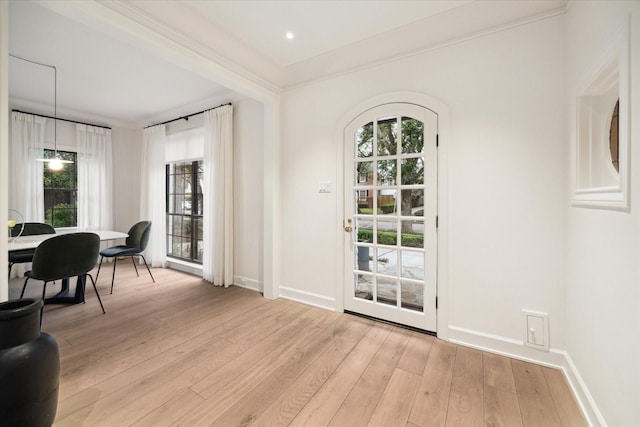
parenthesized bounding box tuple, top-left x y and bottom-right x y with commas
(110, 257, 117, 294)
(39, 281, 49, 327)
(130, 256, 140, 277)
(87, 273, 105, 314)
(39, 281, 48, 327)
(20, 277, 29, 298)
(95, 256, 104, 283)
(78, 275, 86, 304)
(139, 255, 155, 283)
(8, 262, 14, 280)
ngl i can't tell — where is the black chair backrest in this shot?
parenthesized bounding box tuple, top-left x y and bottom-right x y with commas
(126, 221, 152, 251)
(30, 233, 100, 281)
(11, 222, 55, 237)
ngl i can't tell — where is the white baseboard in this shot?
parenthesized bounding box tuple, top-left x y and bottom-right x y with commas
(448, 325, 605, 427)
(233, 275, 261, 292)
(278, 286, 336, 312)
(557, 351, 608, 427)
(167, 260, 202, 277)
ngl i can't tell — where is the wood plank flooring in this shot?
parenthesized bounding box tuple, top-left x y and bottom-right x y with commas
(8, 265, 587, 427)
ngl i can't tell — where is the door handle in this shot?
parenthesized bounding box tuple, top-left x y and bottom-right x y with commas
(344, 226, 353, 232)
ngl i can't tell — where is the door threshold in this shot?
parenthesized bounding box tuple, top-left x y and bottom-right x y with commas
(344, 310, 436, 336)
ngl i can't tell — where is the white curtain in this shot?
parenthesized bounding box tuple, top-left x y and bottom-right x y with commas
(140, 125, 167, 268)
(203, 105, 233, 286)
(9, 112, 46, 221)
(76, 124, 113, 231)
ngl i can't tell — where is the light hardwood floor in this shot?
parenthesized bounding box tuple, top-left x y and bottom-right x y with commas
(9, 265, 587, 427)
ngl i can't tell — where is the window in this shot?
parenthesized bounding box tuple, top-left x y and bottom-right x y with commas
(43, 149, 77, 227)
(166, 161, 203, 263)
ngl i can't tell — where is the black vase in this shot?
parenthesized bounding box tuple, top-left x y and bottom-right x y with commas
(0, 299, 60, 427)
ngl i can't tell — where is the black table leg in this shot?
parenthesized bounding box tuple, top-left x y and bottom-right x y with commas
(44, 275, 86, 305)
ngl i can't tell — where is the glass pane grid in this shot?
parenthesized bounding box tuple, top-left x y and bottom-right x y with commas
(166, 160, 203, 264)
(352, 115, 428, 313)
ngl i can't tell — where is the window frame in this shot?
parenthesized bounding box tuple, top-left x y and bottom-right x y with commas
(165, 160, 204, 264)
(43, 148, 77, 227)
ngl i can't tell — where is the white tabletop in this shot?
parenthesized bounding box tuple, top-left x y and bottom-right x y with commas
(8, 230, 128, 251)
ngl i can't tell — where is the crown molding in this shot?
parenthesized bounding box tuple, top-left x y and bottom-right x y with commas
(35, 0, 281, 105)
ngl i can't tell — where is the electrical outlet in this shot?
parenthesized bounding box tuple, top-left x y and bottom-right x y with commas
(523, 309, 549, 351)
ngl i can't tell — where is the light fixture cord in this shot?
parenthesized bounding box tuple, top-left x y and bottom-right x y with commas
(53, 65, 57, 157)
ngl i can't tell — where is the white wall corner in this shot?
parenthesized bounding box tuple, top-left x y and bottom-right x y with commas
(448, 325, 606, 427)
(557, 350, 609, 427)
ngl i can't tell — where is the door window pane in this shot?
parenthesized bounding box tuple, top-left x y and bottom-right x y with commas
(377, 189, 397, 214)
(356, 123, 374, 158)
(376, 218, 397, 246)
(400, 220, 424, 248)
(377, 160, 396, 186)
(401, 117, 424, 154)
(356, 245, 372, 272)
(400, 189, 424, 217)
(401, 280, 424, 312)
(356, 161, 374, 186)
(355, 273, 374, 301)
(377, 116, 397, 156)
(377, 277, 397, 306)
(401, 157, 424, 185)
(400, 250, 424, 280)
(377, 248, 396, 276)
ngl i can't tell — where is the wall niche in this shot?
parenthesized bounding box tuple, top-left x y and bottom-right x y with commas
(573, 19, 629, 210)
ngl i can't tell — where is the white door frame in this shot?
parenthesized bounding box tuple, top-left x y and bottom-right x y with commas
(335, 92, 450, 340)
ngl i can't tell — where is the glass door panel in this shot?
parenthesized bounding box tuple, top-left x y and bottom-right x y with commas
(344, 103, 438, 332)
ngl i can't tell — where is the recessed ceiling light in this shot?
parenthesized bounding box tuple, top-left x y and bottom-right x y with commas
(286, 32, 294, 40)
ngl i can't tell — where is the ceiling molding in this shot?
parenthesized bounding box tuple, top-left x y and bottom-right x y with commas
(36, 0, 281, 104)
(283, 2, 568, 90)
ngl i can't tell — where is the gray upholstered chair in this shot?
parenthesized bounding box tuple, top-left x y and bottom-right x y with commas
(21, 232, 105, 315)
(8, 223, 56, 279)
(95, 221, 155, 294)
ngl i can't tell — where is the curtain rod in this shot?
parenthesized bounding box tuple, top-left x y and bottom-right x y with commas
(12, 109, 112, 130)
(145, 102, 232, 129)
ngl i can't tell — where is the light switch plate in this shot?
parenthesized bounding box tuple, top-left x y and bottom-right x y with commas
(318, 181, 332, 193)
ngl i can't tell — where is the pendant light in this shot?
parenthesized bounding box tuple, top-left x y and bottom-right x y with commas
(35, 62, 72, 170)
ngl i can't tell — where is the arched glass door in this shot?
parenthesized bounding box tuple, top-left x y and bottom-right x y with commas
(343, 103, 437, 331)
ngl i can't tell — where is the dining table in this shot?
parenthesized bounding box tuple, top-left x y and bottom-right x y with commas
(8, 229, 128, 305)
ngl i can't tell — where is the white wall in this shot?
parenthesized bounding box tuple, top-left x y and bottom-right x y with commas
(111, 126, 142, 233)
(232, 98, 264, 290)
(565, 2, 640, 426)
(281, 13, 566, 347)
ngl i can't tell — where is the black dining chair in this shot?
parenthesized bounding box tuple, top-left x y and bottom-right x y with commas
(95, 221, 155, 294)
(20, 232, 106, 315)
(8, 222, 56, 279)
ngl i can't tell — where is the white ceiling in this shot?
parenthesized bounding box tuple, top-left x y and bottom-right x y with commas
(8, 0, 568, 129)
(175, 0, 474, 67)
